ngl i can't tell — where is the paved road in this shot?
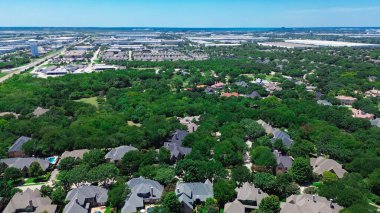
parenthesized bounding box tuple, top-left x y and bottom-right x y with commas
(0, 37, 88, 84)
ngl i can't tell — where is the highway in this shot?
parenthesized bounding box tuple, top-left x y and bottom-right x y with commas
(0, 37, 88, 83)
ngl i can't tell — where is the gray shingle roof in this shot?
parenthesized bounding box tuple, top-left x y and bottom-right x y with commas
(175, 180, 213, 210)
(63, 199, 88, 213)
(3, 188, 57, 213)
(310, 157, 347, 179)
(281, 194, 342, 213)
(164, 130, 192, 159)
(236, 182, 268, 208)
(272, 129, 293, 147)
(371, 118, 380, 127)
(105, 145, 138, 162)
(273, 150, 293, 169)
(65, 186, 108, 208)
(61, 149, 89, 160)
(8, 136, 31, 152)
(0, 157, 50, 171)
(224, 199, 245, 213)
(121, 177, 164, 213)
(246, 91, 261, 99)
(32, 107, 50, 117)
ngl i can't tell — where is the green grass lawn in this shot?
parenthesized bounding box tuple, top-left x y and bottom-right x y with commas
(0, 72, 6, 78)
(75, 97, 99, 108)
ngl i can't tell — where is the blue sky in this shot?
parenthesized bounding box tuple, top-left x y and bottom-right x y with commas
(0, 0, 380, 27)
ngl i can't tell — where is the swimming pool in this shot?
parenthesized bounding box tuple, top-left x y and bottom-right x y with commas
(46, 156, 58, 164)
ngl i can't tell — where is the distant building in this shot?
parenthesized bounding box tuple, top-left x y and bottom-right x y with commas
(273, 150, 293, 174)
(310, 157, 347, 179)
(224, 182, 269, 213)
(64, 186, 108, 213)
(60, 149, 89, 160)
(8, 136, 32, 158)
(281, 194, 342, 213)
(163, 130, 191, 162)
(335, 95, 357, 106)
(32, 107, 49, 118)
(176, 180, 214, 213)
(370, 118, 380, 127)
(351, 108, 375, 120)
(122, 177, 164, 213)
(30, 43, 39, 57)
(0, 157, 50, 174)
(3, 189, 57, 213)
(105, 145, 137, 164)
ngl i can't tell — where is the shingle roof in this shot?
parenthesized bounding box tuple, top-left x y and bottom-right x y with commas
(236, 182, 268, 207)
(63, 199, 87, 213)
(175, 180, 213, 210)
(122, 177, 164, 213)
(246, 91, 261, 99)
(0, 157, 50, 171)
(3, 188, 57, 213)
(105, 145, 137, 162)
(61, 149, 89, 160)
(8, 136, 32, 152)
(273, 150, 293, 169)
(281, 194, 342, 213)
(371, 118, 380, 127)
(32, 107, 50, 117)
(257, 120, 274, 135)
(272, 129, 293, 147)
(65, 186, 108, 207)
(224, 199, 245, 213)
(310, 157, 347, 178)
(163, 130, 191, 159)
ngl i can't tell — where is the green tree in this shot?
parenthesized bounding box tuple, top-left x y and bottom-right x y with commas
(251, 146, 276, 168)
(204, 198, 218, 213)
(87, 163, 119, 186)
(29, 161, 44, 177)
(289, 157, 312, 184)
(51, 186, 66, 205)
(120, 150, 143, 175)
(240, 119, 265, 139)
(213, 179, 236, 206)
(158, 147, 171, 164)
(322, 171, 338, 184)
(108, 182, 131, 209)
(58, 157, 80, 171)
(83, 149, 105, 167)
(154, 167, 175, 185)
(162, 192, 181, 213)
(259, 195, 280, 213)
(368, 169, 380, 195)
(4, 167, 23, 181)
(40, 185, 53, 197)
(231, 166, 251, 185)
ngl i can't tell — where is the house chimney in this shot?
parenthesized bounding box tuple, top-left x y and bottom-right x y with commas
(192, 126, 195, 132)
(29, 200, 33, 207)
(176, 188, 180, 193)
(330, 199, 334, 208)
(150, 187, 154, 197)
(312, 195, 316, 203)
(258, 189, 262, 194)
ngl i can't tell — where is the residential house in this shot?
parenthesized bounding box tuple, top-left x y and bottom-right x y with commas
(351, 108, 375, 120)
(310, 157, 347, 179)
(0, 157, 50, 174)
(105, 145, 137, 164)
(273, 150, 293, 174)
(317, 100, 332, 106)
(224, 182, 268, 213)
(246, 91, 261, 99)
(204, 87, 216, 95)
(235, 81, 248, 88)
(64, 186, 108, 213)
(122, 177, 164, 213)
(61, 149, 89, 160)
(8, 136, 32, 158)
(211, 82, 225, 89)
(175, 180, 214, 213)
(365, 89, 380, 98)
(257, 120, 274, 135)
(163, 130, 192, 161)
(272, 129, 293, 148)
(3, 188, 57, 213)
(178, 116, 200, 133)
(335, 95, 357, 106)
(221, 92, 239, 98)
(32, 107, 50, 118)
(370, 118, 380, 127)
(281, 194, 342, 213)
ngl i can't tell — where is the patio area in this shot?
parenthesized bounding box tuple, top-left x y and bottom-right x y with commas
(91, 206, 107, 213)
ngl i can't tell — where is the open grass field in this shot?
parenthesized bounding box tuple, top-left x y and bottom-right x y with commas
(75, 97, 99, 108)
